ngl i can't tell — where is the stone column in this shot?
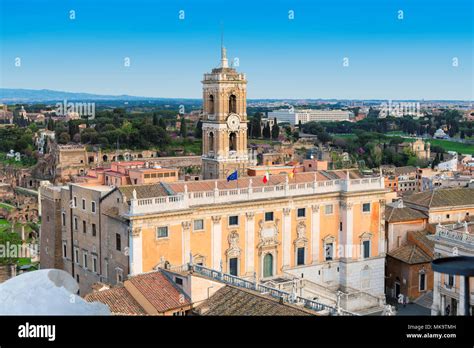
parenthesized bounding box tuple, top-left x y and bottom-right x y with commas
(245, 212, 255, 275)
(129, 226, 142, 275)
(441, 293, 446, 315)
(182, 221, 191, 264)
(282, 208, 292, 269)
(311, 204, 320, 264)
(341, 201, 353, 259)
(211, 215, 222, 270)
(458, 276, 465, 315)
(432, 271, 441, 315)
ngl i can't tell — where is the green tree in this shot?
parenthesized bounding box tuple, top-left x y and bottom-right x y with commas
(271, 120, 280, 140)
(58, 132, 70, 144)
(180, 119, 187, 138)
(195, 119, 203, 139)
(250, 113, 262, 138)
(158, 117, 167, 129)
(263, 123, 271, 139)
(317, 131, 332, 144)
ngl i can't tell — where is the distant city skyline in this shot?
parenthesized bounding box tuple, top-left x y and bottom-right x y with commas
(0, 0, 472, 100)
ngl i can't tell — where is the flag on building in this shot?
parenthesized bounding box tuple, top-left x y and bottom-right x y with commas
(289, 166, 296, 179)
(262, 171, 270, 184)
(227, 170, 238, 182)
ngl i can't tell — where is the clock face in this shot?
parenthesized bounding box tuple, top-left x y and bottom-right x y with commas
(227, 114, 240, 131)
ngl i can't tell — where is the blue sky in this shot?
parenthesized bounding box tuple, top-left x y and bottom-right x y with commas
(0, 0, 472, 100)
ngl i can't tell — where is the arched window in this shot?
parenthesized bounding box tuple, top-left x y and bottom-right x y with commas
(263, 253, 273, 278)
(209, 95, 214, 114)
(229, 132, 237, 151)
(209, 132, 214, 152)
(229, 94, 237, 113)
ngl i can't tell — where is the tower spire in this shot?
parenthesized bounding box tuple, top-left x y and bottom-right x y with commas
(220, 23, 228, 68)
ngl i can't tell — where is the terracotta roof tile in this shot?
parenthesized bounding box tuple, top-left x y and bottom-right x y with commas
(169, 170, 364, 193)
(128, 271, 190, 313)
(394, 166, 417, 176)
(85, 287, 146, 315)
(404, 188, 474, 208)
(118, 184, 169, 201)
(385, 206, 428, 222)
(388, 245, 432, 264)
(194, 285, 315, 316)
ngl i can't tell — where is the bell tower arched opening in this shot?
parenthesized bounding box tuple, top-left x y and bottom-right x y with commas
(229, 94, 237, 114)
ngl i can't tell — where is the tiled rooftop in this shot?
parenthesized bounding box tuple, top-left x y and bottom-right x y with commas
(85, 286, 146, 315)
(388, 244, 432, 264)
(127, 271, 190, 313)
(385, 205, 427, 223)
(404, 188, 474, 208)
(193, 285, 315, 316)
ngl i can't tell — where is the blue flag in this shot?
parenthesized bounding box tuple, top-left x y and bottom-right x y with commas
(227, 170, 238, 182)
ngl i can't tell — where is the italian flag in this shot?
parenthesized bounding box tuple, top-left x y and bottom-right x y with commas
(263, 171, 270, 184)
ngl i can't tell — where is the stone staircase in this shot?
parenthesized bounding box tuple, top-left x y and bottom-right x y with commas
(414, 290, 433, 309)
(274, 272, 386, 315)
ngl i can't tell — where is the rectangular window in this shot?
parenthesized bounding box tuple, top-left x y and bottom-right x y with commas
(73, 196, 77, 208)
(325, 204, 333, 215)
(297, 208, 306, 218)
(83, 253, 88, 269)
(157, 226, 169, 238)
(91, 201, 96, 213)
(362, 203, 371, 213)
(62, 212, 66, 227)
(193, 219, 204, 231)
(325, 243, 333, 261)
(116, 234, 121, 251)
(229, 258, 238, 276)
(74, 248, 79, 264)
(339, 222, 343, 232)
(92, 256, 97, 273)
(62, 242, 67, 258)
(265, 212, 274, 221)
(74, 217, 78, 230)
(92, 223, 97, 237)
(419, 273, 426, 291)
(82, 198, 86, 210)
(297, 247, 305, 266)
(83, 220, 87, 234)
(363, 240, 370, 258)
(229, 215, 239, 226)
(175, 277, 183, 286)
(448, 275, 454, 287)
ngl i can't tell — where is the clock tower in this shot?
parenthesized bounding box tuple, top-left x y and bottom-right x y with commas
(201, 46, 255, 179)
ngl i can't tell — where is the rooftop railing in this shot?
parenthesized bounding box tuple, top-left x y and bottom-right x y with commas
(188, 263, 357, 315)
(433, 222, 474, 248)
(129, 176, 384, 215)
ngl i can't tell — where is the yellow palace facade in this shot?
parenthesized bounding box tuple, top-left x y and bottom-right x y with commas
(101, 170, 388, 301)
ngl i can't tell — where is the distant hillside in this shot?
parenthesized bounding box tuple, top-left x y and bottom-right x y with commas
(0, 88, 164, 102)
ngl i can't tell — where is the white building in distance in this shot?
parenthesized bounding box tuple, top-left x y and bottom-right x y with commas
(268, 109, 353, 125)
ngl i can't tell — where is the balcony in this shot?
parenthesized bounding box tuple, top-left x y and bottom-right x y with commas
(432, 222, 474, 249)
